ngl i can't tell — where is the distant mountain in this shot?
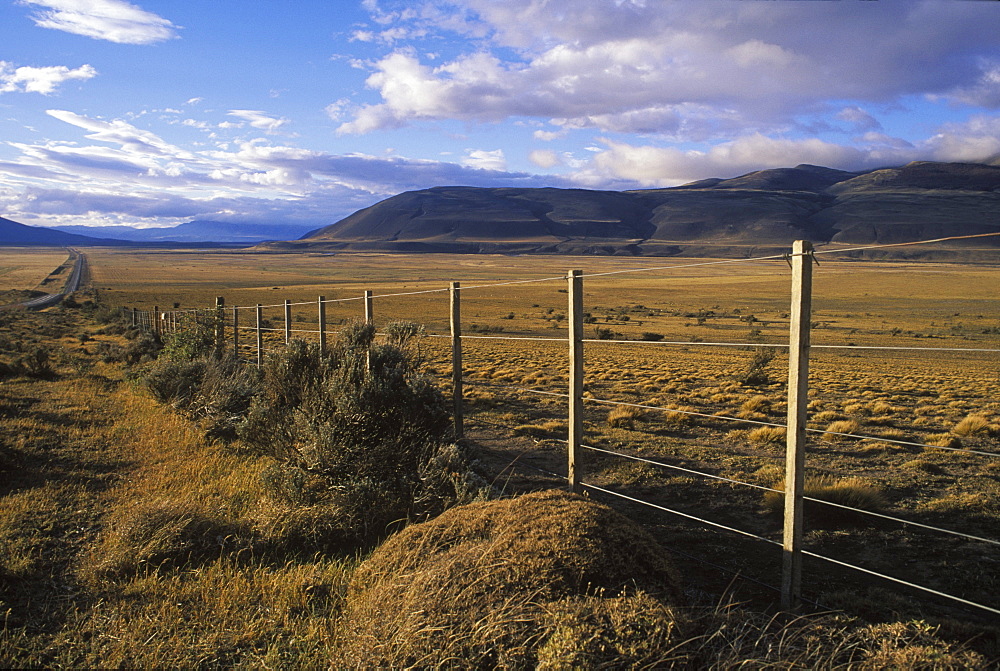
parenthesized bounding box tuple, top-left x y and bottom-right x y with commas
(53, 220, 318, 243)
(0, 216, 132, 246)
(289, 161, 1000, 255)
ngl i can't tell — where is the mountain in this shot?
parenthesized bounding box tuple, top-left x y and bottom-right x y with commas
(0, 217, 132, 246)
(290, 161, 1000, 255)
(53, 220, 318, 243)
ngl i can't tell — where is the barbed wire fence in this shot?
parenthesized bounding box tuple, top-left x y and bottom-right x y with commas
(122, 235, 1000, 618)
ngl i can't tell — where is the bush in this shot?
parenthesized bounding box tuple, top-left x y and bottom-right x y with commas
(739, 347, 777, 386)
(239, 323, 453, 545)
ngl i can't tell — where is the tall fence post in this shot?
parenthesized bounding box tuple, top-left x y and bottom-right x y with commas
(364, 290, 373, 324)
(256, 304, 264, 367)
(284, 299, 292, 344)
(318, 295, 327, 352)
(782, 239, 814, 610)
(450, 281, 463, 439)
(153, 305, 160, 337)
(233, 306, 240, 359)
(215, 297, 225, 358)
(568, 269, 584, 493)
(131, 307, 137, 328)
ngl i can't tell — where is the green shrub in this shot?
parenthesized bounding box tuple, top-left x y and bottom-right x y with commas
(739, 347, 777, 386)
(239, 323, 453, 546)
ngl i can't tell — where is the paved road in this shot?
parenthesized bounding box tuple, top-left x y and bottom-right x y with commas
(18, 248, 86, 310)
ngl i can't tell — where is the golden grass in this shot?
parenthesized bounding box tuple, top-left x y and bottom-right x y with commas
(0, 247, 71, 298)
(762, 475, 886, 523)
(952, 414, 992, 437)
(335, 490, 684, 667)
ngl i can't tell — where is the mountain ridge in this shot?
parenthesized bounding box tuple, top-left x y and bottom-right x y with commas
(289, 161, 1000, 256)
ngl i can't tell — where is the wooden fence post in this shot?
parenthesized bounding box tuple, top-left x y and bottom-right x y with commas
(782, 240, 814, 610)
(364, 290, 373, 324)
(131, 307, 137, 327)
(233, 306, 240, 358)
(284, 299, 292, 344)
(450, 281, 463, 439)
(153, 305, 160, 337)
(318, 295, 327, 352)
(568, 269, 584, 493)
(256, 304, 264, 366)
(215, 297, 225, 358)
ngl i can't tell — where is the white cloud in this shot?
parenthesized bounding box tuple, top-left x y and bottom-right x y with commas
(461, 148, 506, 171)
(0, 61, 97, 94)
(837, 106, 882, 133)
(528, 149, 561, 169)
(227, 110, 290, 134)
(581, 135, 866, 187)
(533, 129, 566, 142)
(20, 0, 178, 45)
(344, 1, 1000, 138)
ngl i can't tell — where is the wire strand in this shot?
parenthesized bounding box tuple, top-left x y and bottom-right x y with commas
(581, 482, 783, 546)
(801, 550, 1000, 617)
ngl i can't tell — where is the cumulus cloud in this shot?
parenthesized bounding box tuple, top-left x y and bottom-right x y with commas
(342, 0, 1000, 137)
(0, 61, 97, 94)
(581, 135, 867, 187)
(528, 149, 561, 169)
(227, 109, 291, 134)
(20, 0, 179, 45)
(461, 148, 506, 171)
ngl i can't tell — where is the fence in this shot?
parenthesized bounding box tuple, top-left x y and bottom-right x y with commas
(123, 236, 1000, 618)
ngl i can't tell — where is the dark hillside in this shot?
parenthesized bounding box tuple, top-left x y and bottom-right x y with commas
(295, 161, 1000, 255)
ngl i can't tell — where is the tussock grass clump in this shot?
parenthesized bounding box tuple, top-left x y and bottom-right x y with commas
(335, 490, 684, 668)
(812, 409, 846, 423)
(741, 394, 772, 414)
(606, 405, 644, 429)
(763, 475, 885, 525)
(513, 419, 567, 438)
(952, 413, 991, 437)
(923, 432, 962, 449)
(747, 425, 785, 445)
(820, 419, 861, 442)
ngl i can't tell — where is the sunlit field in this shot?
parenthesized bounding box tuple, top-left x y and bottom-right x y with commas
(88, 247, 1000, 617)
(0, 248, 72, 304)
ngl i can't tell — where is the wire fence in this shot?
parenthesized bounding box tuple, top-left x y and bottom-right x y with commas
(123, 234, 1000, 618)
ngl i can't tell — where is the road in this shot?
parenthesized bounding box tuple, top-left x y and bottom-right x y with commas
(19, 248, 86, 310)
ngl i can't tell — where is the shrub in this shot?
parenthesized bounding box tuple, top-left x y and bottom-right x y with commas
(239, 324, 452, 546)
(739, 347, 777, 386)
(14, 346, 56, 379)
(638, 331, 664, 341)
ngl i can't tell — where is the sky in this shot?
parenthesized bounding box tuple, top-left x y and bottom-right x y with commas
(2, 0, 1000, 231)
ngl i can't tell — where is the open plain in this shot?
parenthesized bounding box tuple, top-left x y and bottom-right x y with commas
(2, 246, 998, 665)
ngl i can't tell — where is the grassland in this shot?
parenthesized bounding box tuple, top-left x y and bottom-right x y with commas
(0, 247, 73, 305)
(2, 247, 998, 665)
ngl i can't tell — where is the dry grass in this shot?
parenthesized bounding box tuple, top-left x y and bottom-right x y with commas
(607, 404, 645, 429)
(335, 490, 684, 667)
(953, 414, 992, 437)
(762, 475, 886, 523)
(3, 251, 999, 663)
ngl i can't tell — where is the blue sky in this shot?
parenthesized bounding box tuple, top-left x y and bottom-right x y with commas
(2, 0, 1000, 230)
